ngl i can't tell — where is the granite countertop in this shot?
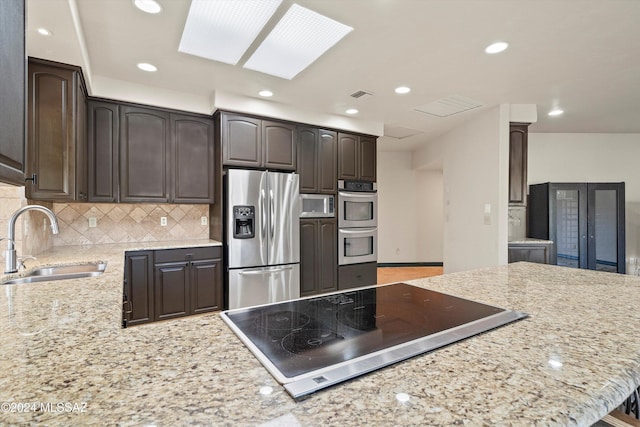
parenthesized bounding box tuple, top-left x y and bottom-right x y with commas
(508, 237, 554, 245)
(2, 243, 640, 426)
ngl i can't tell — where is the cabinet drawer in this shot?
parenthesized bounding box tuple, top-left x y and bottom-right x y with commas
(154, 246, 221, 263)
(338, 262, 377, 290)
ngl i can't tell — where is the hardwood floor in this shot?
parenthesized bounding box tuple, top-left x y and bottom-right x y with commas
(377, 266, 443, 284)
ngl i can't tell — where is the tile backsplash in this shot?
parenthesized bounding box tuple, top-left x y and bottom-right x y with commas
(51, 203, 210, 246)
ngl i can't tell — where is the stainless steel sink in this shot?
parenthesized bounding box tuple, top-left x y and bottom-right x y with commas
(1, 262, 107, 285)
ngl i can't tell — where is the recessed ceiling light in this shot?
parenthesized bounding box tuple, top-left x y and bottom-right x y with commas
(137, 63, 157, 72)
(37, 28, 52, 36)
(259, 90, 273, 97)
(395, 86, 411, 94)
(133, 0, 162, 14)
(548, 108, 564, 116)
(243, 4, 353, 80)
(485, 41, 509, 54)
(345, 108, 358, 115)
(179, 0, 282, 65)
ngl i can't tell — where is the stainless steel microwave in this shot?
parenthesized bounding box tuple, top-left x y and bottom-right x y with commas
(300, 194, 335, 218)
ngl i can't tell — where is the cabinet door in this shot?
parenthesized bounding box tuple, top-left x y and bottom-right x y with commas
(221, 113, 261, 167)
(318, 219, 337, 293)
(263, 120, 295, 170)
(318, 130, 337, 193)
(120, 105, 170, 202)
(359, 136, 377, 182)
(587, 183, 625, 273)
(154, 261, 190, 321)
(548, 183, 588, 269)
(509, 124, 528, 205)
(300, 220, 318, 297)
(124, 251, 154, 327)
(297, 126, 318, 193)
(27, 61, 77, 200)
(0, 0, 26, 185)
(190, 258, 223, 314)
(171, 113, 214, 203)
(338, 133, 358, 180)
(88, 101, 119, 202)
(75, 77, 88, 201)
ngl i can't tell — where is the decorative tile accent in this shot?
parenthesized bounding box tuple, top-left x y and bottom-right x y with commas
(51, 203, 210, 246)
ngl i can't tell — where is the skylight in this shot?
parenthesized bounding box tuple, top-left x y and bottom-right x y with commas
(243, 4, 353, 79)
(178, 0, 283, 65)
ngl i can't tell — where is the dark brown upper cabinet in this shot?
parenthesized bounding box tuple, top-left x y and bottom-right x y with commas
(221, 112, 295, 170)
(263, 120, 295, 170)
(27, 58, 87, 201)
(297, 126, 337, 194)
(88, 100, 119, 202)
(0, 0, 26, 186)
(89, 101, 214, 204)
(171, 113, 215, 203)
(338, 133, 377, 182)
(509, 123, 529, 206)
(119, 105, 170, 203)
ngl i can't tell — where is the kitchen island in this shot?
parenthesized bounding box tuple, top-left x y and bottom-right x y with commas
(1, 243, 640, 426)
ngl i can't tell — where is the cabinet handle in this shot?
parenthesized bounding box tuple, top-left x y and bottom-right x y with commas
(25, 173, 37, 185)
(185, 253, 194, 259)
(123, 300, 133, 314)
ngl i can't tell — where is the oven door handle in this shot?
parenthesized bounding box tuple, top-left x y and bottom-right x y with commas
(338, 191, 377, 199)
(339, 227, 377, 235)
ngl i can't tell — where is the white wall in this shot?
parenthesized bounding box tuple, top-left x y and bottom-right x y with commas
(377, 152, 418, 262)
(528, 133, 640, 275)
(416, 170, 444, 262)
(435, 105, 510, 273)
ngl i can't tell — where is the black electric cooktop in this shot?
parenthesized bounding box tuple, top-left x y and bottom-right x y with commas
(221, 282, 527, 398)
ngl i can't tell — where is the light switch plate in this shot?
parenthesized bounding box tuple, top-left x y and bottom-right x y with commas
(88, 217, 97, 228)
(201, 216, 208, 226)
(160, 217, 167, 226)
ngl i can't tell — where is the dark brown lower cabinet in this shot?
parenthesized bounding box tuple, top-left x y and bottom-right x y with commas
(508, 242, 552, 264)
(123, 250, 154, 327)
(300, 219, 337, 297)
(154, 260, 190, 321)
(123, 246, 222, 327)
(338, 262, 377, 290)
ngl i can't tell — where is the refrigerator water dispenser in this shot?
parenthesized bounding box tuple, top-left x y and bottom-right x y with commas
(233, 206, 255, 239)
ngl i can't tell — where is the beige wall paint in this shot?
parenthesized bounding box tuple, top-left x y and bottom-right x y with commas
(528, 132, 640, 275)
(384, 106, 510, 272)
(416, 169, 444, 262)
(439, 105, 509, 273)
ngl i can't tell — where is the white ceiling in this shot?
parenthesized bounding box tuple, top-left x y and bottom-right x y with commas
(26, 0, 640, 152)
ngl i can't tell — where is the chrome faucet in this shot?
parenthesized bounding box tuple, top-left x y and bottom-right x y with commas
(4, 205, 59, 274)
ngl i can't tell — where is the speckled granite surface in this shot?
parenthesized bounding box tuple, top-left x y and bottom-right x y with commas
(1, 248, 640, 426)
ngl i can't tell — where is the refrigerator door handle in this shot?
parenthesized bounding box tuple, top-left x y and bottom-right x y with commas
(237, 265, 294, 275)
(260, 188, 267, 242)
(270, 189, 275, 240)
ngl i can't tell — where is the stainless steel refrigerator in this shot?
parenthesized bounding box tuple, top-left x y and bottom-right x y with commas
(226, 169, 300, 309)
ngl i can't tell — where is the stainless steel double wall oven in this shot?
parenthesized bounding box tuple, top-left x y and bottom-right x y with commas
(337, 180, 378, 265)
